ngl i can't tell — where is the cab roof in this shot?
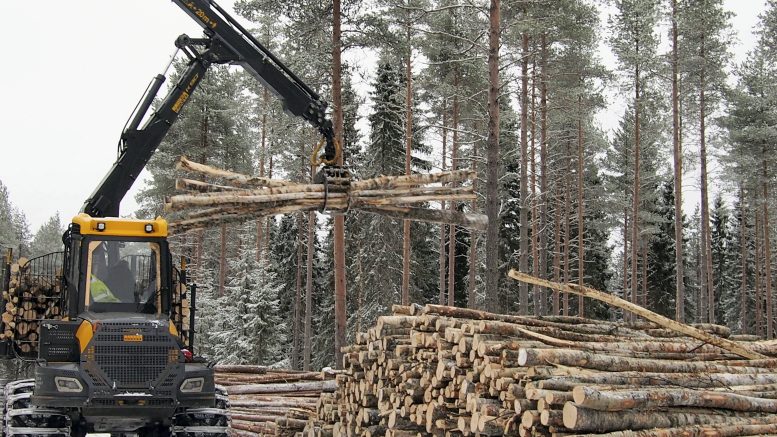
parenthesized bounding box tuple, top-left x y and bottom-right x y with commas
(71, 213, 168, 238)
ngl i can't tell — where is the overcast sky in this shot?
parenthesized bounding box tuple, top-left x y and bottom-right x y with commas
(0, 1, 766, 232)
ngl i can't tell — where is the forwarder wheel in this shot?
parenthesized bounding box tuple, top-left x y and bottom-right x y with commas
(137, 425, 172, 437)
(69, 422, 89, 437)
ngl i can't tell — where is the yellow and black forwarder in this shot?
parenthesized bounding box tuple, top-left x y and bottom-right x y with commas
(0, 0, 341, 435)
(10, 215, 223, 436)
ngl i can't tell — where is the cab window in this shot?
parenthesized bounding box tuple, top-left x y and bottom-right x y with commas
(86, 240, 161, 312)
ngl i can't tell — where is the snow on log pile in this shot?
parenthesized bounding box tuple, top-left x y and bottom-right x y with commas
(301, 287, 777, 436)
(216, 365, 337, 437)
(165, 157, 487, 234)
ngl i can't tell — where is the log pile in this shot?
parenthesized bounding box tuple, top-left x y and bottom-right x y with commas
(301, 298, 777, 437)
(172, 280, 191, 346)
(217, 365, 337, 437)
(166, 157, 487, 234)
(1, 257, 63, 355)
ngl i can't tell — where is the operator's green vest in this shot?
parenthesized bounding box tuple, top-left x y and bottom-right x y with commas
(91, 276, 120, 303)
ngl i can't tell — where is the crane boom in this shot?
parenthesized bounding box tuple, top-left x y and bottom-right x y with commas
(83, 0, 337, 218)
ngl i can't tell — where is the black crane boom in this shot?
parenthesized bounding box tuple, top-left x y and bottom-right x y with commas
(82, 0, 336, 218)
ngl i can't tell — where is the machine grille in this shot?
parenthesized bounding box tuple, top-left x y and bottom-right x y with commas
(94, 344, 173, 387)
(89, 322, 182, 390)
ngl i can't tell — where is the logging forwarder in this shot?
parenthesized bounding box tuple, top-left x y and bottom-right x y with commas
(0, 1, 344, 436)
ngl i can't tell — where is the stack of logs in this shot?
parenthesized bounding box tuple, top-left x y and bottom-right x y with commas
(216, 365, 337, 437)
(1, 257, 62, 354)
(302, 304, 777, 437)
(172, 280, 192, 346)
(167, 157, 487, 234)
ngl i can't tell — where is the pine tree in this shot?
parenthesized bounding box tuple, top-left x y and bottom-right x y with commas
(609, 0, 660, 317)
(29, 213, 65, 258)
(678, 0, 733, 324)
(0, 181, 27, 254)
(724, 47, 777, 336)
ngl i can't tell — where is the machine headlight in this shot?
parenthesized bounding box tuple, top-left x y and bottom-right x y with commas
(55, 377, 84, 393)
(180, 377, 204, 393)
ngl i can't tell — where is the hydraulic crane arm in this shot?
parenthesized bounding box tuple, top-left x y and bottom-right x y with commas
(82, 0, 337, 218)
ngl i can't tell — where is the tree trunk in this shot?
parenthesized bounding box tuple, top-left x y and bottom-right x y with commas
(531, 56, 540, 316)
(700, 59, 714, 324)
(356, 237, 365, 334)
(257, 88, 269, 263)
(467, 136, 479, 309)
(756, 211, 763, 337)
(448, 74, 460, 308)
(553, 190, 562, 315)
(763, 158, 773, 339)
(484, 0, 501, 313)
(439, 102, 448, 306)
(519, 31, 530, 315)
(563, 145, 571, 316)
(577, 95, 585, 317)
(623, 210, 629, 320)
(632, 63, 641, 321)
(293, 211, 303, 370)
(740, 185, 749, 334)
(401, 17, 413, 307)
(332, 0, 347, 368)
(219, 223, 226, 297)
(303, 166, 315, 371)
(540, 33, 549, 317)
(671, 0, 685, 323)
(642, 241, 648, 308)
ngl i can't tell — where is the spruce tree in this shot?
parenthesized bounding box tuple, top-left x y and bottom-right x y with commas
(710, 195, 735, 326)
(648, 180, 678, 318)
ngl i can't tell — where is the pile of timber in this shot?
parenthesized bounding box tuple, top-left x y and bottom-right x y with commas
(216, 364, 337, 437)
(172, 280, 192, 345)
(1, 257, 63, 354)
(166, 157, 487, 234)
(302, 299, 777, 437)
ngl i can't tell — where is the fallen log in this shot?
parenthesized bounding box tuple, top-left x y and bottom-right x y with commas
(226, 380, 338, 395)
(572, 386, 777, 413)
(508, 270, 765, 360)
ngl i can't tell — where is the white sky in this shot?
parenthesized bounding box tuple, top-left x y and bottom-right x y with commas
(0, 0, 766, 232)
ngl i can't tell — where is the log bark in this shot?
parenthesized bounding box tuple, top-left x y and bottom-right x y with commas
(572, 386, 777, 413)
(563, 402, 776, 433)
(177, 156, 294, 187)
(226, 380, 338, 395)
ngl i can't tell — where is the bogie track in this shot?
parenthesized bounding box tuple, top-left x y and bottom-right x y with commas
(171, 385, 229, 437)
(3, 379, 71, 437)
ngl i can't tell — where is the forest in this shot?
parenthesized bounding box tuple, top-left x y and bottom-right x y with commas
(1, 0, 776, 370)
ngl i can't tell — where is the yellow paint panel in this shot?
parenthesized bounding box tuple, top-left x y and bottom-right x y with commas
(169, 321, 179, 338)
(72, 213, 168, 237)
(76, 320, 93, 353)
(123, 334, 143, 342)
